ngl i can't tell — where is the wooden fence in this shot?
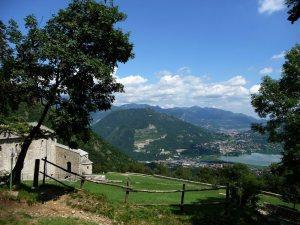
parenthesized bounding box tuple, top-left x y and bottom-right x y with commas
(32, 158, 228, 211)
(32, 158, 288, 211)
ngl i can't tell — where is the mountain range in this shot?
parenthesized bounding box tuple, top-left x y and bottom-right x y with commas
(91, 104, 263, 132)
(91, 105, 281, 160)
(93, 108, 225, 160)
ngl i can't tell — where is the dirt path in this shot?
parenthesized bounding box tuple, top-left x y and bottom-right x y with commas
(0, 194, 113, 225)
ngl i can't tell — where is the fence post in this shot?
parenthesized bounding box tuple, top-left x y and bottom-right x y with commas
(124, 180, 130, 203)
(180, 183, 186, 212)
(42, 157, 47, 185)
(226, 183, 229, 201)
(80, 177, 85, 189)
(33, 159, 40, 189)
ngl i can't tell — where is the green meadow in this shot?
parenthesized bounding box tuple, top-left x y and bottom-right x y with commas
(56, 172, 299, 210)
(71, 172, 225, 205)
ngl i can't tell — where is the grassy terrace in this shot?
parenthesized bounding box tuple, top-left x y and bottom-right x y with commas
(72, 172, 226, 205)
(2, 173, 299, 225)
(52, 172, 299, 210)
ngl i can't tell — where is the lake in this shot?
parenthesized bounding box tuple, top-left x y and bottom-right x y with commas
(219, 153, 282, 167)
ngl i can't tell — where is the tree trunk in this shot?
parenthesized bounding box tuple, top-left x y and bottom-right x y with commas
(12, 103, 51, 187)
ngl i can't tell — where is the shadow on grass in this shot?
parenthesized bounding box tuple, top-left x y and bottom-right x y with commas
(169, 197, 280, 225)
(19, 183, 75, 202)
(263, 203, 300, 224)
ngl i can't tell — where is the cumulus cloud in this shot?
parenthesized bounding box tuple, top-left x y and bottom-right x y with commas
(117, 75, 147, 85)
(177, 66, 192, 75)
(250, 84, 261, 94)
(155, 70, 173, 77)
(271, 51, 285, 60)
(224, 75, 247, 86)
(115, 69, 260, 116)
(259, 67, 273, 75)
(258, 0, 285, 14)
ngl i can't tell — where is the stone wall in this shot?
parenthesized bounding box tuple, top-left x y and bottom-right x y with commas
(80, 163, 93, 175)
(0, 137, 93, 181)
(54, 145, 81, 179)
(0, 138, 56, 180)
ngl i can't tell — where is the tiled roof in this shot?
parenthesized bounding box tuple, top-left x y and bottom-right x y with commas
(80, 156, 93, 165)
(0, 122, 54, 140)
(55, 143, 89, 157)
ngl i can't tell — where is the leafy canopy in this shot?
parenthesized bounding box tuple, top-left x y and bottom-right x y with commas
(0, 0, 134, 146)
(286, 0, 300, 23)
(251, 45, 300, 194)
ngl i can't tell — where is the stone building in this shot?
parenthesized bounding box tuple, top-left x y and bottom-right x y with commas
(0, 125, 93, 180)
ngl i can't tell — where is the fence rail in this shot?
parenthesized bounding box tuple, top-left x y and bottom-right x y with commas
(33, 157, 286, 211)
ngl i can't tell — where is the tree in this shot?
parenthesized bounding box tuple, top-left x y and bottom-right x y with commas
(251, 45, 300, 202)
(223, 164, 262, 208)
(0, 0, 134, 186)
(286, 0, 300, 23)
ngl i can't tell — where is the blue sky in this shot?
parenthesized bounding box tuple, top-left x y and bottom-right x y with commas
(1, 0, 299, 116)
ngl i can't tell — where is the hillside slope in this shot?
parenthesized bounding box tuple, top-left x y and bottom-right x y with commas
(92, 108, 224, 160)
(159, 106, 260, 131)
(91, 104, 261, 131)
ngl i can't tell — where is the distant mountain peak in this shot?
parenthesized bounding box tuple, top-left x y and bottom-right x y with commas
(91, 103, 261, 131)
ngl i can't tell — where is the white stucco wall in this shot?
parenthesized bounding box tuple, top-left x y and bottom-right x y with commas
(0, 138, 56, 180)
(0, 134, 93, 180)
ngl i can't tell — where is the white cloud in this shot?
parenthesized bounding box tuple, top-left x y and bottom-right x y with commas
(115, 69, 259, 116)
(117, 75, 147, 85)
(224, 75, 247, 86)
(271, 51, 285, 60)
(259, 67, 273, 75)
(177, 66, 192, 75)
(250, 84, 261, 94)
(258, 0, 285, 14)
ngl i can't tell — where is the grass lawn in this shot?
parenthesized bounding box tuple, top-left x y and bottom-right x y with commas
(60, 172, 299, 210)
(0, 216, 98, 225)
(23, 172, 300, 210)
(259, 194, 300, 210)
(1, 173, 299, 225)
(70, 172, 226, 205)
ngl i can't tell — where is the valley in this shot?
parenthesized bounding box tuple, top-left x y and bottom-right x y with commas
(92, 104, 282, 164)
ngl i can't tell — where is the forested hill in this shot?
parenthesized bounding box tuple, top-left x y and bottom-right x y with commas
(7, 103, 137, 172)
(92, 108, 225, 160)
(91, 103, 262, 131)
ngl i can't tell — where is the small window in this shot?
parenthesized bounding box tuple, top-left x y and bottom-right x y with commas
(87, 166, 89, 169)
(0, 146, 2, 151)
(64, 155, 66, 159)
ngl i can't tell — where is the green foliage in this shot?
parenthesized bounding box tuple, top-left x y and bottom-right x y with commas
(0, 0, 134, 184)
(5, 101, 147, 174)
(260, 164, 285, 193)
(74, 131, 144, 173)
(153, 163, 170, 176)
(251, 45, 300, 202)
(222, 164, 262, 208)
(173, 167, 193, 180)
(286, 0, 300, 23)
(191, 205, 269, 225)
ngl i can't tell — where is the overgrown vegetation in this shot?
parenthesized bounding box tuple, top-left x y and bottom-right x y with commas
(1, 170, 299, 225)
(0, 0, 134, 186)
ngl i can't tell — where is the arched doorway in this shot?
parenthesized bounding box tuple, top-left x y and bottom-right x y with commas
(67, 161, 71, 173)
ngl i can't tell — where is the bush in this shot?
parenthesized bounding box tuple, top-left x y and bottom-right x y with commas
(224, 164, 262, 208)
